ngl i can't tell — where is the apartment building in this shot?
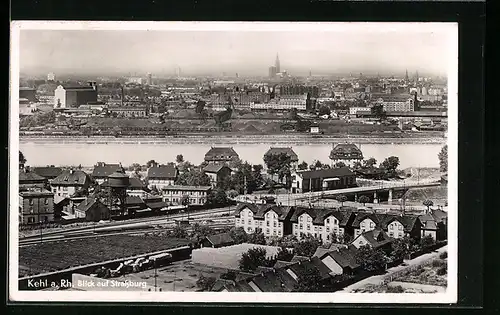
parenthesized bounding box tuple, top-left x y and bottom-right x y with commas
(161, 185, 211, 206)
(289, 208, 356, 242)
(234, 203, 295, 237)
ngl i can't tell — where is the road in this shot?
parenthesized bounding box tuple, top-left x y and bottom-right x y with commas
(340, 245, 448, 292)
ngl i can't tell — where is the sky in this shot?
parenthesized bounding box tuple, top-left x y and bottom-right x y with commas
(17, 23, 456, 77)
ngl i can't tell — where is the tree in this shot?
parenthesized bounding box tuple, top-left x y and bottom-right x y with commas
(19, 151, 26, 168)
(278, 234, 298, 248)
(247, 229, 266, 245)
(175, 169, 211, 186)
(371, 104, 386, 120)
(423, 199, 434, 213)
(358, 195, 370, 206)
(176, 154, 184, 164)
(391, 237, 412, 261)
(263, 152, 292, 186)
(355, 245, 389, 272)
(420, 234, 435, 248)
(335, 194, 348, 206)
(206, 188, 229, 206)
(318, 105, 331, 116)
(363, 158, 377, 169)
(180, 195, 190, 207)
(294, 265, 323, 292)
(293, 235, 321, 257)
(333, 161, 346, 168)
(196, 275, 216, 291)
(438, 145, 448, 173)
(239, 247, 267, 271)
(380, 156, 400, 177)
(195, 100, 206, 114)
(276, 247, 294, 262)
(297, 161, 308, 171)
(146, 160, 157, 168)
(314, 160, 323, 169)
(227, 189, 239, 198)
(171, 225, 188, 238)
(229, 226, 248, 244)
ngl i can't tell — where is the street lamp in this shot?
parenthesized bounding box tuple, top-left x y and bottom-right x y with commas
(39, 220, 43, 244)
(153, 258, 158, 292)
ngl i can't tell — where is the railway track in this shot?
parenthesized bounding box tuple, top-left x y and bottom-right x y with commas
(19, 219, 235, 247)
(20, 207, 234, 241)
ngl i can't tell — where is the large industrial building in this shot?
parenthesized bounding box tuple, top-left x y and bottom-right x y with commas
(54, 82, 98, 108)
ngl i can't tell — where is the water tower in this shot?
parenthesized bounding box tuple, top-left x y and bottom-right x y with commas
(107, 170, 130, 216)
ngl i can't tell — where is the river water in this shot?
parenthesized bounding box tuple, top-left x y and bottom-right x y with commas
(20, 141, 444, 169)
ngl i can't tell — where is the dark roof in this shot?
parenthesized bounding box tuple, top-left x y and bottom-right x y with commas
(419, 214, 438, 230)
(147, 164, 177, 179)
(125, 195, 145, 206)
(75, 198, 106, 213)
(145, 201, 169, 210)
(352, 212, 420, 232)
(329, 143, 364, 160)
(203, 163, 231, 174)
(431, 209, 448, 223)
(205, 233, 235, 247)
(234, 203, 294, 221)
(128, 177, 147, 190)
(321, 245, 360, 270)
(92, 163, 125, 178)
(251, 271, 288, 292)
(297, 167, 355, 180)
(274, 260, 295, 269)
(290, 255, 310, 263)
(32, 167, 64, 179)
(289, 207, 353, 226)
(162, 185, 211, 191)
(372, 93, 413, 102)
(204, 147, 239, 161)
(356, 228, 394, 249)
(19, 169, 47, 183)
(288, 259, 331, 281)
(61, 85, 96, 91)
(19, 189, 53, 197)
(51, 170, 90, 186)
(264, 147, 299, 161)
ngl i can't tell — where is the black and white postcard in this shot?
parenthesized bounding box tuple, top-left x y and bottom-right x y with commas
(9, 21, 457, 303)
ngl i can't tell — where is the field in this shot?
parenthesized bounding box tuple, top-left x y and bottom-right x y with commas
(192, 243, 281, 270)
(19, 235, 189, 277)
(114, 260, 229, 292)
(392, 255, 448, 287)
(404, 186, 448, 206)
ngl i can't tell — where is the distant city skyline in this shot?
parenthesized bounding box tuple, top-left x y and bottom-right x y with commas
(17, 23, 456, 78)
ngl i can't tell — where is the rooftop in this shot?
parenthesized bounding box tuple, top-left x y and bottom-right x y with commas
(329, 143, 364, 160)
(264, 147, 299, 161)
(147, 164, 177, 179)
(51, 169, 90, 186)
(296, 167, 355, 180)
(162, 185, 211, 191)
(234, 203, 294, 221)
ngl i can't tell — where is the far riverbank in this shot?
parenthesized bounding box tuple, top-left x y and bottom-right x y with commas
(20, 134, 446, 145)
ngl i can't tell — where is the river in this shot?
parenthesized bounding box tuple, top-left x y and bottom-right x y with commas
(19, 140, 444, 169)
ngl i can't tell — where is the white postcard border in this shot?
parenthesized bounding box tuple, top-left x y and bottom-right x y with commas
(9, 21, 458, 304)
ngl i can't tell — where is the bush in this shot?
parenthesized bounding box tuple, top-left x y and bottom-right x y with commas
(439, 252, 448, 259)
(436, 266, 447, 276)
(431, 259, 446, 268)
(196, 275, 216, 291)
(386, 285, 405, 293)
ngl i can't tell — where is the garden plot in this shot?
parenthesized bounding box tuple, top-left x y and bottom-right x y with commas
(19, 235, 189, 277)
